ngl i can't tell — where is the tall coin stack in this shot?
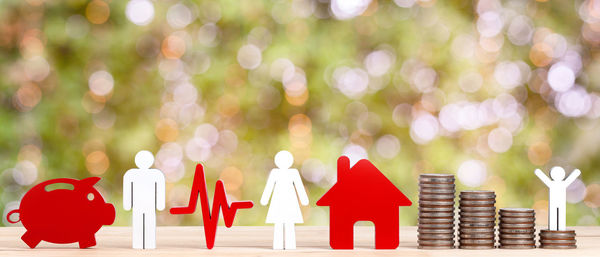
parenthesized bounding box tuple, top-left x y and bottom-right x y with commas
(458, 190, 496, 249)
(539, 229, 577, 249)
(498, 208, 536, 249)
(417, 174, 456, 249)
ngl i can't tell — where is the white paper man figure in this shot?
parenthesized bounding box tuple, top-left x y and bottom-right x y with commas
(535, 166, 581, 231)
(123, 150, 166, 249)
(260, 151, 309, 250)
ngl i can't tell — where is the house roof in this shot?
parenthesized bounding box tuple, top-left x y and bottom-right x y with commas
(316, 157, 412, 207)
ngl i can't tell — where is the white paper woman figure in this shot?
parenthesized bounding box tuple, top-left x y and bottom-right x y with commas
(535, 166, 581, 231)
(260, 151, 309, 250)
(123, 150, 166, 249)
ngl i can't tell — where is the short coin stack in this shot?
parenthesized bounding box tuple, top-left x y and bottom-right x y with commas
(539, 229, 577, 249)
(458, 190, 496, 249)
(498, 208, 536, 249)
(417, 174, 456, 249)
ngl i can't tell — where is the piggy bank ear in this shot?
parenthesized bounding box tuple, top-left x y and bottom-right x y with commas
(80, 177, 101, 186)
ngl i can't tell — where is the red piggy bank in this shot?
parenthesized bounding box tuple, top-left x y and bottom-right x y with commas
(6, 177, 115, 248)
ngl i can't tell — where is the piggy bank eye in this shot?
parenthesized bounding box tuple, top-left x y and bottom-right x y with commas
(87, 193, 94, 201)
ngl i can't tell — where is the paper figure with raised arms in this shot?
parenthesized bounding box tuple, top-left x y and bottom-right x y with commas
(535, 166, 581, 231)
(123, 150, 166, 249)
(260, 150, 309, 250)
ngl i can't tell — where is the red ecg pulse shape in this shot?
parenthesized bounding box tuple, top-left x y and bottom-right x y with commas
(170, 163, 253, 249)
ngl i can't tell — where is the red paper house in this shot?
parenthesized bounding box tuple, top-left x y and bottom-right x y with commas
(316, 156, 412, 249)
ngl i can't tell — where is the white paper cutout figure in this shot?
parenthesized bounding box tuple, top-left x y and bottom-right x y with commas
(123, 150, 166, 249)
(260, 151, 309, 250)
(535, 166, 581, 231)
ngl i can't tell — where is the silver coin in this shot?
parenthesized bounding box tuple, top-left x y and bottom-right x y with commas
(499, 208, 534, 213)
(418, 245, 455, 249)
(458, 233, 495, 239)
(419, 212, 455, 218)
(419, 223, 455, 229)
(499, 228, 536, 234)
(419, 175, 455, 183)
(458, 211, 496, 217)
(418, 233, 455, 240)
(498, 223, 535, 228)
(458, 222, 495, 228)
(459, 239, 496, 244)
(499, 234, 535, 239)
(539, 244, 577, 249)
(420, 174, 455, 178)
(418, 217, 455, 224)
(459, 200, 496, 206)
(459, 206, 496, 212)
(460, 190, 495, 194)
(499, 217, 535, 223)
(459, 216, 496, 222)
(459, 228, 495, 233)
(419, 193, 454, 200)
(458, 245, 495, 249)
(499, 245, 536, 249)
(539, 229, 575, 235)
(419, 201, 455, 206)
(499, 239, 536, 245)
(540, 239, 577, 244)
(417, 240, 456, 246)
(460, 194, 496, 200)
(419, 188, 456, 194)
(499, 213, 535, 218)
(419, 183, 456, 189)
(419, 206, 455, 212)
(418, 228, 455, 234)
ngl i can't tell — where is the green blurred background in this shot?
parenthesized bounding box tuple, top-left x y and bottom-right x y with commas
(1, 0, 600, 227)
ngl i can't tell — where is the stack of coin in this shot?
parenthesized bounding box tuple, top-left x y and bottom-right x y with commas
(498, 208, 536, 249)
(539, 229, 577, 249)
(458, 190, 496, 249)
(417, 174, 456, 249)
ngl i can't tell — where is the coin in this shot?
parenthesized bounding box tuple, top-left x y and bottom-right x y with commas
(418, 223, 455, 229)
(458, 233, 495, 239)
(418, 233, 455, 240)
(419, 183, 456, 189)
(539, 229, 575, 236)
(458, 222, 495, 228)
(539, 245, 577, 249)
(417, 240, 455, 246)
(459, 238, 495, 244)
(539, 239, 577, 244)
(499, 208, 534, 213)
(419, 193, 456, 200)
(499, 217, 535, 223)
(418, 217, 455, 224)
(419, 199, 455, 205)
(499, 228, 536, 234)
(459, 227, 495, 233)
(419, 175, 455, 183)
(499, 234, 535, 239)
(419, 211, 455, 218)
(418, 228, 455, 234)
(500, 239, 536, 244)
(419, 187, 456, 192)
(418, 245, 455, 249)
(459, 200, 496, 206)
(499, 245, 536, 249)
(458, 211, 496, 217)
(498, 223, 535, 228)
(459, 206, 496, 212)
(460, 194, 496, 200)
(458, 245, 495, 249)
(419, 206, 455, 212)
(459, 216, 496, 223)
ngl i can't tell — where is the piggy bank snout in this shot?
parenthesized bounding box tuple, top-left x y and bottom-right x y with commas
(103, 203, 115, 225)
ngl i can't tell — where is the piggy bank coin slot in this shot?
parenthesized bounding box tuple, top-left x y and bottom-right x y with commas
(87, 193, 94, 201)
(45, 183, 74, 192)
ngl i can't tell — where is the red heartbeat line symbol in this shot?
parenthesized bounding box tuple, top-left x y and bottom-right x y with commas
(170, 163, 253, 249)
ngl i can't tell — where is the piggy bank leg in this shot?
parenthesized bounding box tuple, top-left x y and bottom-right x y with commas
(21, 231, 42, 248)
(78, 235, 96, 248)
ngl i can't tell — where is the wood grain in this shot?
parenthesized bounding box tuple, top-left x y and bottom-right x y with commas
(1, 226, 599, 256)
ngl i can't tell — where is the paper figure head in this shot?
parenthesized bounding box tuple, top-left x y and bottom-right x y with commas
(135, 150, 154, 169)
(274, 150, 293, 169)
(550, 166, 565, 180)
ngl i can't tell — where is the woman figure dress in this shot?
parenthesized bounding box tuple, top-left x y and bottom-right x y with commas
(260, 150, 309, 250)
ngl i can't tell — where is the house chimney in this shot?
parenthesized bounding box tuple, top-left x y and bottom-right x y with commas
(337, 156, 350, 182)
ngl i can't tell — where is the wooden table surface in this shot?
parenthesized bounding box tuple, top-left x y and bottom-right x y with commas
(1, 226, 598, 256)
